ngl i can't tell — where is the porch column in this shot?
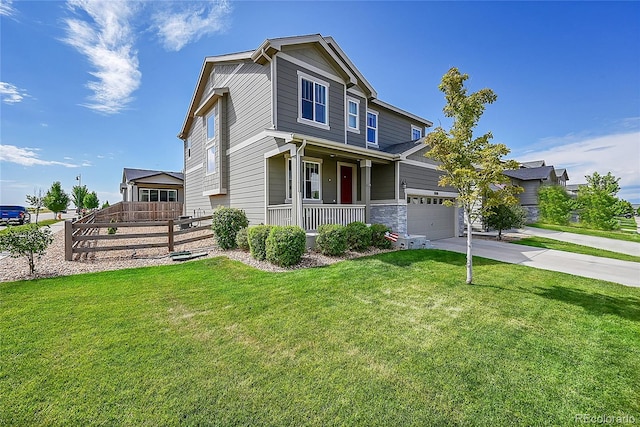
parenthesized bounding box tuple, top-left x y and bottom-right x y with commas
(360, 159, 371, 223)
(291, 145, 304, 228)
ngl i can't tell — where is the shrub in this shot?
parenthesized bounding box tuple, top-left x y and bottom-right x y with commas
(0, 224, 54, 275)
(247, 225, 272, 260)
(485, 204, 526, 240)
(369, 223, 393, 249)
(345, 221, 371, 251)
(108, 218, 117, 235)
(236, 227, 249, 251)
(211, 207, 249, 250)
(265, 226, 306, 267)
(316, 224, 347, 256)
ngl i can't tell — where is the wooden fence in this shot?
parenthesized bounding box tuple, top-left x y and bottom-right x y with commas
(65, 215, 213, 261)
(95, 201, 184, 222)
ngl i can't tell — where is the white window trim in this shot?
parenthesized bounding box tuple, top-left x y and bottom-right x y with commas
(411, 125, 423, 140)
(366, 109, 379, 146)
(205, 105, 216, 144)
(346, 97, 360, 134)
(139, 188, 178, 203)
(205, 104, 218, 176)
(297, 70, 330, 131)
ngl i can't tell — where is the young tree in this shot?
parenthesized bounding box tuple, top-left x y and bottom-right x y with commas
(0, 224, 54, 275)
(71, 185, 89, 214)
(84, 191, 99, 210)
(25, 188, 45, 224)
(43, 181, 70, 216)
(538, 185, 572, 225)
(485, 203, 527, 240)
(577, 172, 622, 230)
(425, 67, 520, 284)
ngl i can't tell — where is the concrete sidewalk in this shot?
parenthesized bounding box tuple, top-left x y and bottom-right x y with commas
(514, 226, 640, 257)
(431, 237, 640, 288)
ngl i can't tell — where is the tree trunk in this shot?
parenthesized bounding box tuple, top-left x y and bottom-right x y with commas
(465, 210, 473, 284)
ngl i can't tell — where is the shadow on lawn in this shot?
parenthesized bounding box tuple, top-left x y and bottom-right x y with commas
(353, 248, 503, 268)
(532, 285, 640, 322)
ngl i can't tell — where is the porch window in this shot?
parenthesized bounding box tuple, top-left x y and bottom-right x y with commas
(304, 162, 321, 200)
(367, 110, 378, 145)
(139, 189, 177, 202)
(298, 71, 329, 128)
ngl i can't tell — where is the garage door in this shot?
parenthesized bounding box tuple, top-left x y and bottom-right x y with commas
(407, 196, 455, 240)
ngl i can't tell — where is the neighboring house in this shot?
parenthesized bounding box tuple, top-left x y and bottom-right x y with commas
(120, 168, 184, 203)
(177, 34, 460, 240)
(503, 160, 570, 222)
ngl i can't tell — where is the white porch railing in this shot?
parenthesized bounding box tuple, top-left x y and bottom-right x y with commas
(267, 204, 293, 226)
(267, 204, 366, 231)
(303, 204, 365, 231)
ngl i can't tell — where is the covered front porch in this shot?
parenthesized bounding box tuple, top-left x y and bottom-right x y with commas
(264, 138, 401, 231)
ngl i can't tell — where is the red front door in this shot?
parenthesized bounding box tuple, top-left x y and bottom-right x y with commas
(340, 165, 353, 204)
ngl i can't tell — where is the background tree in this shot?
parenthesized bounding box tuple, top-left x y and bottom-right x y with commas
(0, 224, 54, 275)
(485, 203, 527, 240)
(71, 185, 89, 214)
(425, 67, 521, 284)
(25, 188, 45, 224)
(538, 185, 572, 225)
(84, 191, 99, 210)
(43, 181, 70, 217)
(101, 201, 110, 209)
(577, 172, 622, 230)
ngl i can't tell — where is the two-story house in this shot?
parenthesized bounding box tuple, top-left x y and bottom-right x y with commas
(178, 34, 459, 240)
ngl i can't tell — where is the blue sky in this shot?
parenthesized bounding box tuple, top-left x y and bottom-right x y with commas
(1, 0, 639, 206)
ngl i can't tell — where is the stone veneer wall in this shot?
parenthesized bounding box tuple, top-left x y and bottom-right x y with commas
(370, 204, 407, 235)
(522, 205, 539, 223)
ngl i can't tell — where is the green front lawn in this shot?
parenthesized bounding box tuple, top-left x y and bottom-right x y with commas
(512, 236, 640, 263)
(618, 216, 638, 231)
(529, 222, 640, 243)
(1, 251, 639, 425)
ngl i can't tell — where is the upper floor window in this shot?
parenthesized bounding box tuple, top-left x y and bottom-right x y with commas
(411, 125, 423, 141)
(207, 145, 216, 174)
(366, 110, 378, 145)
(206, 110, 215, 141)
(298, 71, 329, 129)
(185, 138, 191, 159)
(347, 98, 359, 132)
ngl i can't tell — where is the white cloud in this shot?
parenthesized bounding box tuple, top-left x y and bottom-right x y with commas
(62, 0, 141, 114)
(0, 81, 30, 104)
(0, 145, 79, 168)
(515, 131, 640, 202)
(0, 0, 15, 16)
(151, 0, 231, 51)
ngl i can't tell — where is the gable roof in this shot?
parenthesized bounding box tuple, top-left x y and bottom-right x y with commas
(123, 168, 184, 183)
(555, 168, 569, 180)
(521, 160, 546, 168)
(504, 166, 555, 181)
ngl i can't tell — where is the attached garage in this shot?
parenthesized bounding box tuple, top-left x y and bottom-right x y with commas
(406, 195, 456, 240)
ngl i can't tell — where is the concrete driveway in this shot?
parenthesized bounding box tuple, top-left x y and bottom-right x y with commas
(518, 226, 640, 257)
(431, 237, 640, 288)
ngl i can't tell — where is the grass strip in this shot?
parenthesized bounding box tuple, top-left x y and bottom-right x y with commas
(529, 222, 640, 243)
(512, 236, 640, 262)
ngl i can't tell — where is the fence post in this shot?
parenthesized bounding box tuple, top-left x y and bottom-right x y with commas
(168, 219, 174, 252)
(64, 220, 73, 261)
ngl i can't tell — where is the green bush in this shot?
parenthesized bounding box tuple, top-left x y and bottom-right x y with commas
(108, 218, 117, 235)
(265, 226, 306, 267)
(345, 221, 371, 251)
(0, 224, 54, 275)
(538, 185, 572, 225)
(236, 227, 249, 251)
(316, 224, 347, 256)
(211, 207, 249, 250)
(247, 225, 272, 260)
(369, 223, 393, 249)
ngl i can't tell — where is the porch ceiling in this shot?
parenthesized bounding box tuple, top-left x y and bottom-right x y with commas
(303, 144, 391, 164)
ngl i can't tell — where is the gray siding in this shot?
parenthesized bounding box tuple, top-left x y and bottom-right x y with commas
(517, 180, 542, 205)
(346, 92, 366, 148)
(376, 107, 425, 150)
(268, 156, 287, 205)
(407, 146, 439, 166)
(281, 45, 336, 76)
(224, 61, 272, 148)
(276, 57, 345, 142)
(399, 163, 456, 193)
(371, 163, 396, 200)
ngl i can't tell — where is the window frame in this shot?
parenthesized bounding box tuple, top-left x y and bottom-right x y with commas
(366, 109, 379, 146)
(286, 157, 323, 201)
(206, 145, 216, 175)
(303, 160, 322, 201)
(346, 97, 360, 133)
(297, 71, 330, 130)
(139, 189, 178, 203)
(411, 125, 423, 141)
(205, 104, 217, 176)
